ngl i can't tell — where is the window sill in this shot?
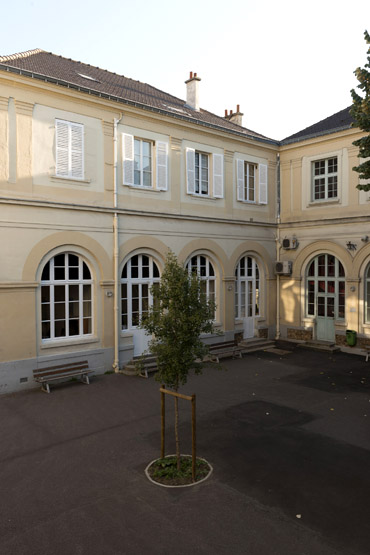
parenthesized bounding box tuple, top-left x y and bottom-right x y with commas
(40, 336, 99, 349)
(51, 175, 91, 185)
(189, 194, 220, 201)
(124, 184, 163, 192)
(308, 198, 340, 207)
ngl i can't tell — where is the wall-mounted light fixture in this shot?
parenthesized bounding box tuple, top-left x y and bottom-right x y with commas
(346, 241, 357, 251)
(106, 291, 113, 297)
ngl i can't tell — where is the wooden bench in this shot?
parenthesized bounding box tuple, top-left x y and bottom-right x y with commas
(33, 360, 91, 393)
(205, 340, 242, 363)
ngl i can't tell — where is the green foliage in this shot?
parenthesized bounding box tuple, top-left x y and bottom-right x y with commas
(149, 456, 210, 481)
(140, 250, 216, 391)
(351, 30, 370, 190)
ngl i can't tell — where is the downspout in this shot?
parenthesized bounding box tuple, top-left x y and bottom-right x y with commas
(275, 153, 281, 340)
(112, 113, 123, 372)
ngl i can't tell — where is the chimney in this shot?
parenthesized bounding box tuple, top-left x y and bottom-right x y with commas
(185, 71, 201, 111)
(224, 105, 244, 127)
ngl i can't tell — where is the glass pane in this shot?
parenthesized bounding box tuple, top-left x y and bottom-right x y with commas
(318, 255, 326, 276)
(68, 254, 79, 267)
(308, 261, 315, 276)
(338, 262, 345, 277)
(42, 322, 50, 339)
(54, 254, 65, 267)
(327, 255, 335, 276)
(82, 301, 91, 317)
(131, 256, 139, 278)
(318, 281, 325, 293)
(83, 262, 91, 280)
(69, 267, 79, 280)
(54, 303, 65, 319)
(55, 320, 66, 337)
(318, 297, 325, 316)
(122, 264, 127, 279)
(54, 267, 65, 280)
(69, 284, 79, 301)
(153, 262, 159, 278)
(83, 285, 91, 301)
(83, 318, 92, 334)
(69, 319, 79, 336)
(54, 286, 65, 302)
(327, 281, 335, 293)
(41, 262, 50, 281)
(69, 302, 79, 318)
(41, 304, 50, 320)
(41, 286, 50, 302)
(327, 297, 334, 318)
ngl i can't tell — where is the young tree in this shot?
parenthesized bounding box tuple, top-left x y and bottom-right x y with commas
(351, 30, 370, 191)
(140, 250, 216, 469)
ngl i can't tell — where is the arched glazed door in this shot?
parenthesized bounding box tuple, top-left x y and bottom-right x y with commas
(306, 254, 345, 342)
(235, 256, 260, 339)
(121, 254, 160, 355)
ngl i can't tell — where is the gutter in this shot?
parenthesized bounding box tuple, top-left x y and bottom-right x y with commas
(113, 113, 123, 372)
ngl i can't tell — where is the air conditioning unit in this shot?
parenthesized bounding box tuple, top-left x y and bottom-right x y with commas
(282, 237, 299, 250)
(274, 261, 292, 275)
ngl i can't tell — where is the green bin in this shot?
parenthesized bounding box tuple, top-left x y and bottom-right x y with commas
(346, 329, 357, 347)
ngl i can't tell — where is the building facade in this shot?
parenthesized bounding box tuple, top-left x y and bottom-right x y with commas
(0, 50, 368, 394)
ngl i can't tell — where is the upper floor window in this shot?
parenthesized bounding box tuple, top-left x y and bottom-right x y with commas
(123, 133, 168, 191)
(55, 119, 84, 180)
(186, 148, 224, 198)
(236, 159, 267, 204)
(312, 157, 338, 201)
(134, 139, 152, 187)
(195, 152, 209, 195)
(41, 253, 93, 341)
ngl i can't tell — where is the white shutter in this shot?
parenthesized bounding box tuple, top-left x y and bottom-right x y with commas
(213, 153, 224, 198)
(186, 148, 195, 194)
(259, 163, 268, 204)
(70, 123, 83, 179)
(236, 159, 245, 201)
(56, 120, 69, 177)
(156, 141, 168, 191)
(123, 133, 134, 186)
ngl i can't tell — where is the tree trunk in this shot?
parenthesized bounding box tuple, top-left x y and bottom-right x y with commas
(174, 395, 181, 470)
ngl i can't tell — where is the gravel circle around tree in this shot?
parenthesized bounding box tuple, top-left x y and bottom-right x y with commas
(145, 455, 213, 488)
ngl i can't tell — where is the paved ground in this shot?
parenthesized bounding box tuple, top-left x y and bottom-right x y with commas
(1, 342, 369, 555)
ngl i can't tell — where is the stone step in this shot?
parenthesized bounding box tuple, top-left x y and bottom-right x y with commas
(298, 341, 340, 353)
(121, 355, 157, 377)
(239, 338, 275, 354)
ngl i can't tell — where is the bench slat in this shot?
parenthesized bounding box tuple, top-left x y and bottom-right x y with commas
(33, 360, 90, 393)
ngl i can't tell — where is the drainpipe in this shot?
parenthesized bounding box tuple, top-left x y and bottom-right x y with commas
(112, 113, 123, 372)
(275, 153, 281, 340)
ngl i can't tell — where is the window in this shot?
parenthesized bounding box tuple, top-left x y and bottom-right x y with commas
(236, 159, 268, 204)
(306, 254, 345, 319)
(186, 148, 224, 198)
(195, 152, 209, 195)
(365, 264, 370, 323)
(312, 157, 338, 201)
(41, 254, 93, 340)
(121, 254, 160, 329)
(55, 119, 84, 179)
(134, 139, 152, 187)
(186, 255, 216, 316)
(123, 134, 168, 190)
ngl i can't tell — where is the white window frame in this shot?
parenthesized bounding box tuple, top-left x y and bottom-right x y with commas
(235, 256, 260, 319)
(186, 254, 216, 318)
(55, 119, 84, 180)
(236, 159, 268, 204)
(41, 253, 93, 342)
(195, 151, 209, 195)
(186, 147, 224, 199)
(312, 157, 338, 201)
(306, 254, 345, 320)
(122, 133, 168, 191)
(134, 138, 152, 188)
(365, 263, 370, 324)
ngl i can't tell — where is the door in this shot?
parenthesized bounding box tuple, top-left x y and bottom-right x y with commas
(121, 254, 160, 356)
(235, 256, 260, 339)
(316, 293, 335, 341)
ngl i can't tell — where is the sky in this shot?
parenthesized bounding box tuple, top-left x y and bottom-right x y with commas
(1, 0, 369, 140)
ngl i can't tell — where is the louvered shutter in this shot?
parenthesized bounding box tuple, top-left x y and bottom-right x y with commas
(123, 134, 134, 186)
(236, 159, 245, 201)
(259, 163, 268, 204)
(71, 123, 83, 179)
(213, 154, 224, 198)
(156, 141, 168, 191)
(56, 120, 69, 177)
(186, 148, 195, 194)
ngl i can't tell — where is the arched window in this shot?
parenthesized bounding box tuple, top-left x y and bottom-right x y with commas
(121, 254, 160, 329)
(41, 253, 93, 340)
(235, 256, 260, 319)
(365, 264, 370, 323)
(185, 255, 216, 309)
(306, 254, 345, 319)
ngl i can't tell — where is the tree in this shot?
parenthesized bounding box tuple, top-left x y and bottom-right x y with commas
(140, 250, 216, 469)
(351, 30, 370, 191)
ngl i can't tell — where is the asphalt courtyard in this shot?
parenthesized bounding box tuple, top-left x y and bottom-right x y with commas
(1, 342, 370, 555)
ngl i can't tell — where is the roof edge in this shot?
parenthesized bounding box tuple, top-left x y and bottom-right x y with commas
(280, 124, 355, 146)
(0, 48, 44, 63)
(0, 62, 280, 146)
